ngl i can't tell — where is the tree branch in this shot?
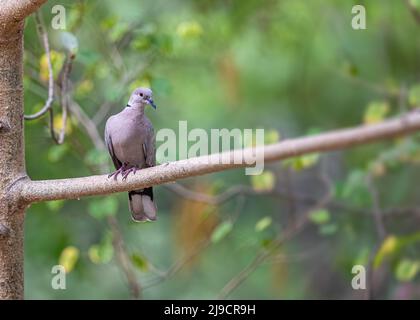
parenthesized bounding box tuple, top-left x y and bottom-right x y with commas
(0, 0, 47, 29)
(24, 11, 54, 120)
(16, 112, 420, 204)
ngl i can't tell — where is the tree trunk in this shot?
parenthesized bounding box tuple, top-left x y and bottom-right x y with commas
(0, 20, 26, 299)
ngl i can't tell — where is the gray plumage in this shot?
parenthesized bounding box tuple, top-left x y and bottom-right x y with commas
(105, 87, 157, 222)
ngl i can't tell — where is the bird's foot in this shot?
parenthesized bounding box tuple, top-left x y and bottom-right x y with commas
(108, 163, 128, 180)
(122, 166, 139, 180)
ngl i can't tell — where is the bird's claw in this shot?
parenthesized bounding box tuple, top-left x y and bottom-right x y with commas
(108, 163, 130, 180)
(122, 167, 139, 180)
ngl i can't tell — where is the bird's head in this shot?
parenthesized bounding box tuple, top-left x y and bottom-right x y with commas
(128, 87, 156, 109)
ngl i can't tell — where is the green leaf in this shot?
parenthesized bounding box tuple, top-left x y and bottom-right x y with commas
(319, 223, 338, 236)
(88, 197, 118, 219)
(284, 153, 320, 171)
(59, 246, 79, 273)
(176, 21, 203, 39)
(309, 209, 330, 225)
(261, 238, 274, 249)
(373, 232, 420, 269)
(342, 61, 358, 77)
(251, 171, 276, 191)
(363, 101, 390, 124)
(89, 232, 114, 264)
(211, 221, 233, 243)
(373, 235, 398, 269)
(408, 84, 420, 107)
(255, 216, 272, 232)
(46, 200, 65, 212)
(131, 253, 149, 272)
(264, 129, 281, 144)
(48, 144, 69, 163)
(395, 259, 420, 282)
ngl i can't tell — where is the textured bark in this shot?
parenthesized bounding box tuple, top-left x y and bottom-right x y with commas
(17, 112, 420, 204)
(0, 0, 47, 300)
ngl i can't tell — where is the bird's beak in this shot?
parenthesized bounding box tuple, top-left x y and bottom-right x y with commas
(147, 98, 157, 109)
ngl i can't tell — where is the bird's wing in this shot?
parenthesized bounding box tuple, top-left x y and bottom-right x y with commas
(105, 121, 122, 170)
(143, 121, 156, 168)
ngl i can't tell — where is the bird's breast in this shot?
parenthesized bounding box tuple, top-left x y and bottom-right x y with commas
(110, 118, 146, 166)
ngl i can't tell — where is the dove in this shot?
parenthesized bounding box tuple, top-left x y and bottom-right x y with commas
(104, 87, 157, 222)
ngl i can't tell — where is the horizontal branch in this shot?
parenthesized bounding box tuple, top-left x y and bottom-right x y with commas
(18, 112, 420, 204)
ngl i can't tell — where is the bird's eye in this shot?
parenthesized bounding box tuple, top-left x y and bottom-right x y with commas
(139, 93, 144, 97)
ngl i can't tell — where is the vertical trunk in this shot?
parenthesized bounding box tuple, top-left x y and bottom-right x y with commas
(0, 20, 26, 299)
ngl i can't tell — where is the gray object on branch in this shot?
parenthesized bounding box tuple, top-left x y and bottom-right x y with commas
(105, 87, 157, 222)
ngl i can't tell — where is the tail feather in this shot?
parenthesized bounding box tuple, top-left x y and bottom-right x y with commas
(128, 187, 157, 222)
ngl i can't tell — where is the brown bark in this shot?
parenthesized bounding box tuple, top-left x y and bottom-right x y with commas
(0, 0, 47, 300)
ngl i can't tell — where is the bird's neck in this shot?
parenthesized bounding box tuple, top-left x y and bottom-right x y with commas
(126, 102, 145, 117)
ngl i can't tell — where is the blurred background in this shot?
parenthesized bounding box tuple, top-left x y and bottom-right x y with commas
(23, 0, 420, 299)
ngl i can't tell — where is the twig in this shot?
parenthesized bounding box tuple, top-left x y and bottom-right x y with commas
(51, 53, 74, 144)
(366, 175, 386, 241)
(143, 239, 211, 290)
(108, 216, 141, 299)
(24, 11, 54, 120)
(217, 172, 333, 299)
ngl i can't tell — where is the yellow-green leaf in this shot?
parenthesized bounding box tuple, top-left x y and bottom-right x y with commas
(309, 209, 330, 225)
(395, 259, 420, 282)
(176, 21, 203, 39)
(284, 153, 320, 171)
(264, 129, 281, 144)
(251, 171, 276, 191)
(373, 235, 398, 269)
(59, 246, 79, 273)
(408, 84, 420, 108)
(131, 253, 149, 272)
(46, 200, 65, 212)
(88, 233, 114, 264)
(363, 101, 390, 124)
(255, 216, 272, 232)
(211, 221, 233, 243)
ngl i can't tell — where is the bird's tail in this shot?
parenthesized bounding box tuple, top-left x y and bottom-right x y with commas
(128, 187, 157, 222)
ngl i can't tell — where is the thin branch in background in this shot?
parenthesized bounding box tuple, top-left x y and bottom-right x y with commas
(24, 11, 54, 120)
(51, 53, 75, 144)
(217, 172, 333, 299)
(366, 175, 386, 241)
(108, 215, 141, 299)
(284, 167, 298, 226)
(365, 174, 388, 300)
(143, 239, 211, 290)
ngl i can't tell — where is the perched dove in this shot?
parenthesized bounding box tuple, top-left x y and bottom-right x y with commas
(105, 87, 157, 222)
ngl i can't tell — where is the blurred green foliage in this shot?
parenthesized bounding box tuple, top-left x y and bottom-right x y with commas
(23, 0, 420, 299)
